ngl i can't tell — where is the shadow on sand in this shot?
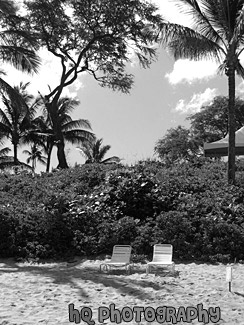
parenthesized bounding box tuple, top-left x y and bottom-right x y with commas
(0, 258, 180, 300)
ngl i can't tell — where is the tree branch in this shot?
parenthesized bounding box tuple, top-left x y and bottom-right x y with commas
(46, 33, 113, 101)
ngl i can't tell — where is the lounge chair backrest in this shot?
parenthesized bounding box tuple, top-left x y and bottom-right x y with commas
(111, 245, 132, 263)
(152, 244, 173, 263)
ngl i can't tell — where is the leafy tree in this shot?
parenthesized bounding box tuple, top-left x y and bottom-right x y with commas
(77, 137, 121, 164)
(24, 0, 162, 168)
(188, 96, 244, 146)
(154, 126, 200, 163)
(159, 0, 244, 184)
(23, 143, 47, 172)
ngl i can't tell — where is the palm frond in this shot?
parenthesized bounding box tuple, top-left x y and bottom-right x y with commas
(97, 144, 111, 161)
(171, 0, 224, 43)
(63, 129, 95, 144)
(22, 149, 31, 155)
(101, 156, 121, 164)
(29, 95, 44, 111)
(57, 97, 80, 115)
(76, 137, 118, 164)
(37, 156, 47, 165)
(14, 82, 34, 107)
(0, 29, 40, 49)
(236, 60, 244, 78)
(0, 45, 40, 73)
(0, 80, 32, 120)
(58, 113, 72, 125)
(196, 0, 233, 40)
(0, 75, 25, 100)
(2, 97, 17, 122)
(0, 108, 11, 129)
(0, 146, 10, 156)
(0, 121, 11, 135)
(160, 22, 224, 61)
(0, 0, 17, 15)
(62, 119, 92, 132)
(235, 3, 244, 41)
(26, 156, 31, 164)
(217, 60, 227, 75)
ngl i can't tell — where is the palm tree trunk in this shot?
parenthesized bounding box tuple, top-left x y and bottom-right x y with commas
(46, 144, 53, 172)
(227, 63, 236, 184)
(13, 143, 18, 165)
(32, 158, 35, 172)
(57, 140, 68, 169)
(48, 100, 68, 169)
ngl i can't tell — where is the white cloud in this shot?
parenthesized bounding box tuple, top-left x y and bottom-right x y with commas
(175, 88, 219, 114)
(166, 59, 219, 85)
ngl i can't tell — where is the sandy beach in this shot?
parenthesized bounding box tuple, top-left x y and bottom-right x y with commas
(0, 258, 243, 325)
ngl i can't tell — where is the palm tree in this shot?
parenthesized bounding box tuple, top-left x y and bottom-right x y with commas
(0, 0, 40, 75)
(159, 0, 244, 184)
(0, 1, 40, 127)
(0, 82, 37, 164)
(23, 143, 47, 172)
(38, 96, 95, 171)
(77, 138, 121, 164)
(27, 114, 53, 172)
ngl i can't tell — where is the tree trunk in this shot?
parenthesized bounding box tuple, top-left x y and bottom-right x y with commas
(32, 158, 35, 172)
(48, 101, 68, 169)
(227, 63, 236, 184)
(57, 140, 68, 169)
(46, 144, 53, 172)
(13, 143, 18, 165)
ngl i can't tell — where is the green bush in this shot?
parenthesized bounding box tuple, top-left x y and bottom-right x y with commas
(0, 160, 244, 263)
(0, 210, 17, 257)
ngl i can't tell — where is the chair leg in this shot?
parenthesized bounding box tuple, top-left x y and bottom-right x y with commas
(146, 265, 150, 275)
(126, 265, 130, 275)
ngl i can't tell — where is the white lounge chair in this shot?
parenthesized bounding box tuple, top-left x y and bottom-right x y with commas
(146, 244, 175, 274)
(100, 245, 133, 274)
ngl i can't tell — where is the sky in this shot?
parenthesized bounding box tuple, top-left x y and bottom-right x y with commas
(3, 0, 244, 172)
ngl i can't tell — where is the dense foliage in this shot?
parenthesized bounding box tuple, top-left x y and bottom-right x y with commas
(1, 159, 244, 263)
